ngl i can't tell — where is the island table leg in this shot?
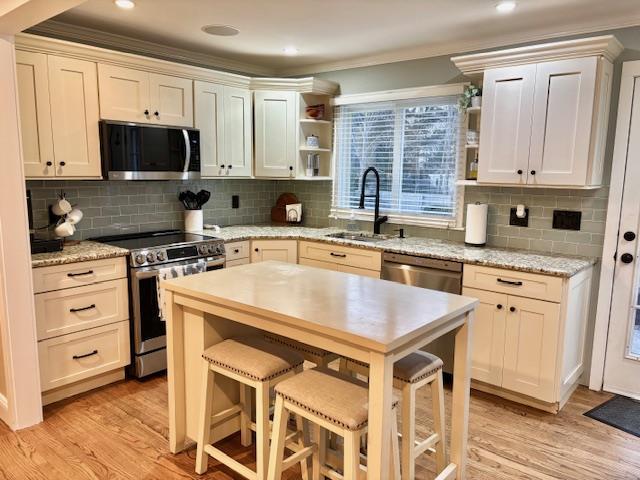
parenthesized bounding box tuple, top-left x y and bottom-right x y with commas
(367, 352, 394, 480)
(165, 290, 187, 453)
(450, 311, 474, 480)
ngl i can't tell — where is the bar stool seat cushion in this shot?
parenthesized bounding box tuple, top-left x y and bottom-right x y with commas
(202, 337, 304, 381)
(347, 351, 443, 384)
(264, 333, 338, 361)
(275, 368, 371, 431)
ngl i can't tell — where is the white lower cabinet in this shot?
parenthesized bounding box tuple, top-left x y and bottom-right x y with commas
(463, 264, 592, 411)
(250, 240, 298, 263)
(225, 241, 250, 267)
(33, 257, 130, 404)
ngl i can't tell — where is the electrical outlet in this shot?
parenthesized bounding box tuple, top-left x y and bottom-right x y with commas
(232, 195, 240, 209)
(510, 207, 529, 227)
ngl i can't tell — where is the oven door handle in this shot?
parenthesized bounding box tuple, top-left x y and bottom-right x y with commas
(182, 129, 191, 173)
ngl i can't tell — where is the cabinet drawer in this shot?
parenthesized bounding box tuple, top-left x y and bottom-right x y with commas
(463, 265, 563, 303)
(38, 320, 130, 392)
(225, 241, 250, 261)
(35, 278, 129, 340)
(299, 241, 382, 271)
(226, 258, 250, 268)
(33, 257, 127, 293)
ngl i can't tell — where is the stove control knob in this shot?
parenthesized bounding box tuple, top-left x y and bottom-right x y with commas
(146, 252, 156, 263)
(208, 244, 217, 254)
(198, 244, 208, 254)
(156, 251, 166, 262)
(135, 254, 145, 265)
(216, 245, 224, 255)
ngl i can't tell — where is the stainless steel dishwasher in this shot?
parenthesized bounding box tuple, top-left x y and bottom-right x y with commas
(381, 252, 463, 372)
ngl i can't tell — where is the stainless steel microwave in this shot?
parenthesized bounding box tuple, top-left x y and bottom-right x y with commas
(99, 121, 201, 180)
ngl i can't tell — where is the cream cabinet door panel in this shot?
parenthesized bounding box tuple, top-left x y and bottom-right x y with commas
(98, 64, 150, 123)
(254, 90, 297, 178)
(478, 64, 536, 184)
(251, 240, 297, 263)
(528, 57, 598, 186)
(299, 257, 338, 271)
(195, 81, 224, 177)
(48, 56, 101, 178)
(16, 51, 55, 178)
(463, 287, 507, 387)
(149, 73, 193, 127)
(502, 296, 561, 402)
(223, 86, 252, 177)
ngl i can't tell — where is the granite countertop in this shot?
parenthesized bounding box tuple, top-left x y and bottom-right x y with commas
(208, 225, 597, 277)
(30, 226, 597, 277)
(31, 241, 129, 268)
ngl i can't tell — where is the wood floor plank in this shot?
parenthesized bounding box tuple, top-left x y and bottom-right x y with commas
(0, 375, 638, 479)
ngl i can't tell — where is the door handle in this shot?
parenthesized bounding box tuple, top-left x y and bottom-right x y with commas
(621, 253, 634, 264)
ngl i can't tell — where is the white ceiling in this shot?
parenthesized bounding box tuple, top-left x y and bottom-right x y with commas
(50, 0, 640, 75)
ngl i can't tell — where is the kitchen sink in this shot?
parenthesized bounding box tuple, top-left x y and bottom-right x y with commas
(325, 232, 391, 243)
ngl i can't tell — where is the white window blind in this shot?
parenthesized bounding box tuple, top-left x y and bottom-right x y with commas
(332, 94, 464, 228)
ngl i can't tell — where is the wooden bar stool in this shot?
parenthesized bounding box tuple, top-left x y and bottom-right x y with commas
(264, 333, 339, 368)
(267, 368, 401, 480)
(195, 336, 306, 479)
(341, 352, 446, 479)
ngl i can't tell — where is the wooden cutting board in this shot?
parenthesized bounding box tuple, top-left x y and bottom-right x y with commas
(271, 193, 299, 223)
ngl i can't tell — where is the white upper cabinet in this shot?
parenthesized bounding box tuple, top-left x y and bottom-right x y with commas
(478, 64, 536, 184)
(16, 51, 101, 179)
(16, 51, 54, 178)
(254, 90, 297, 178)
(98, 64, 193, 127)
(453, 35, 622, 188)
(195, 82, 252, 178)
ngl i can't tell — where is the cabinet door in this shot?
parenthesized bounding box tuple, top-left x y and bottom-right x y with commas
(463, 287, 507, 386)
(502, 296, 561, 402)
(149, 73, 193, 127)
(223, 86, 252, 177)
(478, 64, 536, 184)
(194, 81, 224, 177)
(98, 64, 150, 123)
(16, 51, 55, 178)
(528, 57, 598, 186)
(48, 56, 101, 178)
(254, 90, 297, 178)
(299, 257, 338, 271)
(251, 240, 298, 264)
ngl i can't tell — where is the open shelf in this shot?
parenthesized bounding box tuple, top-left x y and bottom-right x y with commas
(467, 106, 482, 114)
(457, 179, 479, 186)
(465, 144, 479, 150)
(300, 119, 332, 125)
(300, 146, 331, 152)
(296, 175, 333, 181)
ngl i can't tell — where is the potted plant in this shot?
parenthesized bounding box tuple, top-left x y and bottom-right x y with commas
(459, 84, 482, 112)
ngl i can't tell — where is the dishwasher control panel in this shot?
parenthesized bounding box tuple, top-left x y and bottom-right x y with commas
(382, 252, 463, 272)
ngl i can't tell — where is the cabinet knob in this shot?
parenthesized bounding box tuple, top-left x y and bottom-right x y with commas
(530, 170, 536, 175)
(624, 231, 636, 242)
(234, 249, 239, 254)
(220, 164, 225, 169)
(517, 169, 523, 175)
(154, 111, 159, 116)
(621, 253, 634, 264)
(228, 165, 233, 169)
(497, 304, 503, 310)
(289, 166, 294, 171)
(254, 248, 259, 252)
(509, 306, 516, 313)
(46, 161, 52, 166)
(144, 109, 149, 115)
(59, 161, 66, 166)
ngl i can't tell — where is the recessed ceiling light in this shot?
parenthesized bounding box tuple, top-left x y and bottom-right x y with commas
(496, 1, 516, 13)
(114, 0, 135, 9)
(202, 24, 240, 37)
(283, 46, 299, 56)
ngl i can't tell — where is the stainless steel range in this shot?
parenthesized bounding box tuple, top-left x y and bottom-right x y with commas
(92, 230, 225, 377)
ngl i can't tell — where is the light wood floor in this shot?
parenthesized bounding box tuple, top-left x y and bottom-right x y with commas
(0, 375, 639, 479)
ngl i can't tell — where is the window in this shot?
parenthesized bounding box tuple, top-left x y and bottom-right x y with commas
(332, 89, 465, 228)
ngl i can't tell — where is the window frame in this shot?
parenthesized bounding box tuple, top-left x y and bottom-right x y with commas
(330, 84, 468, 229)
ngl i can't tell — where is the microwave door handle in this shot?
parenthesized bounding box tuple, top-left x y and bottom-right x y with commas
(182, 129, 191, 173)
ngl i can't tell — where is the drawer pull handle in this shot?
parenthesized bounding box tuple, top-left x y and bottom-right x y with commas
(330, 252, 347, 258)
(67, 270, 94, 277)
(497, 278, 523, 286)
(73, 349, 98, 360)
(70, 304, 96, 313)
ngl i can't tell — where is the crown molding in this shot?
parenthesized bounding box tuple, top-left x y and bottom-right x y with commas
(452, 35, 624, 75)
(250, 77, 339, 94)
(332, 83, 466, 106)
(26, 19, 275, 76)
(277, 18, 640, 76)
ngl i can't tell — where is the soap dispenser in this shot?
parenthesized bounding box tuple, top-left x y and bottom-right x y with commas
(347, 211, 358, 232)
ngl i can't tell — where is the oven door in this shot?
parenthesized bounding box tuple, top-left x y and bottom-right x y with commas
(130, 257, 224, 355)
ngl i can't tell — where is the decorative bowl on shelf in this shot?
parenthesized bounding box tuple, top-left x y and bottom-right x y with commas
(305, 104, 325, 120)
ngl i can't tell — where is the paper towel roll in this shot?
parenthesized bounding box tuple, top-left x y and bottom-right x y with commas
(465, 203, 488, 246)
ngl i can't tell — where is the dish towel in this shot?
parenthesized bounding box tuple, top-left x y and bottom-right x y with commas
(157, 261, 207, 321)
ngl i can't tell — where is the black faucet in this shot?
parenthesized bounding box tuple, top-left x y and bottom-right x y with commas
(358, 166, 388, 234)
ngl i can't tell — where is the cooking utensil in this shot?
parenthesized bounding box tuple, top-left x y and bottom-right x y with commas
(196, 190, 211, 208)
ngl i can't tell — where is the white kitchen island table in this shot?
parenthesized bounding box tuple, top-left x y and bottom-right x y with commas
(162, 261, 477, 480)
